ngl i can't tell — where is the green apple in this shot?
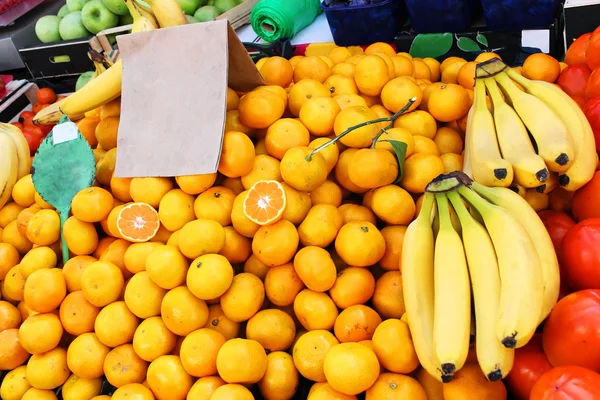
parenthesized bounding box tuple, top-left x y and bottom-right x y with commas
(81, 0, 119, 34)
(57, 5, 70, 17)
(213, 0, 237, 13)
(194, 5, 220, 22)
(102, 0, 129, 16)
(66, 0, 91, 12)
(207, 0, 214, 5)
(59, 11, 91, 40)
(177, 0, 206, 15)
(76, 71, 95, 91)
(35, 15, 62, 43)
(185, 15, 198, 23)
(119, 13, 133, 25)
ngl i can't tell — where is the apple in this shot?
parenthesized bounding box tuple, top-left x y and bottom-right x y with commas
(208, 0, 214, 5)
(59, 12, 91, 40)
(186, 15, 198, 23)
(213, 0, 237, 13)
(194, 5, 220, 22)
(57, 5, 70, 17)
(66, 0, 91, 12)
(81, 0, 119, 34)
(119, 13, 134, 25)
(76, 71, 95, 91)
(177, 0, 205, 15)
(102, 0, 130, 16)
(35, 15, 62, 43)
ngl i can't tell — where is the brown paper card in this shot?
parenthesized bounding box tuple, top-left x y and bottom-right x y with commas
(114, 20, 264, 178)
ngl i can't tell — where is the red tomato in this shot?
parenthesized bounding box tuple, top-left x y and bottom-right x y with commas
(10, 122, 23, 131)
(557, 64, 591, 98)
(22, 125, 44, 156)
(586, 26, 600, 71)
(543, 289, 600, 370)
(583, 97, 600, 153)
(538, 210, 576, 252)
(565, 32, 592, 65)
(38, 124, 53, 137)
(572, 171, 600, 221)
(586, 68, 600, 100)
(560, 219, 600, 290)
(530, 365, 600, 400)
(505, 334, 553, 400)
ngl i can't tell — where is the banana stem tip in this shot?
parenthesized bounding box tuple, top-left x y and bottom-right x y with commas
(475, 58, 508, 79)
(425, 171, 472, 193)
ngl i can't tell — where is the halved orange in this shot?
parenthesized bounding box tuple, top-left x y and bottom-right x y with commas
(243, 180, 287, 226)
(116, 202, 161, 243)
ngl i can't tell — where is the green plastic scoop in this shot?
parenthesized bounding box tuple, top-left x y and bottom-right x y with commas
(32, 116, 96, 264)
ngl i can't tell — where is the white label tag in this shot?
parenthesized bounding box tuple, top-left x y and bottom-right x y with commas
(52, 122, 79, 145)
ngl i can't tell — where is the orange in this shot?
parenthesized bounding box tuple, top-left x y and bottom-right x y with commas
(334, 305, 382, 342)
(264, 263, 305, 307)
(220, 272, 265, 322)
(372, 319, 419, 373)
(124, 271, 166, 318)
(0, 203, 24, 228)
(260, 56, 294, 87)
(335, 221, 385, 267)
(21, 388, 58, 399)
(434, 126, 463, 155)
(99, 97, 120, 119)
(299, 97, 341, 137)
(294, 56, 332, 83)
(243, 253, 270, 279)
(0, 365, 30, 400)
(193, 186, 236, 226)
(239, 90, 286, 129)
(457, 61, 477, 89)
(226, 87, 240, 111)
(146, 355, 193, 400)
(338, 203, 376, 225)
(348, 148, 398, 190)
(187, 376, 225, 399)
(252, 219, 299, 266)
(231, 191, 261, 238)
(67, 332, 110, 379)
(155, 190, 194, 232)
(102, 204, 125, 238)
(328, 47, 352, 63)
(334, 149, 369, 194)
(225, 109, 254, 135)
(218, 131, 255, 178)
(0, 329, 29, 370)
(59, 291, 100, 336)
(441, 152, 464, 173)
(241, 154, 282, 189)
(371, 185, 415, 225)
(522, 53, 561, 83)
(475, 52, 502, 63)
(98, 238, 131, 277)
(111, 383, 154, 400)
(294, 289, 338, 331)
(0, 301, 20, 331)
(329, 267, 375, 310)
(281, 182, 313, 225)
(26, 209, 60, 246)
(243, 180, 287, 226)
(211, 384, 254, 400)
(416, 367, 444, 400)
(221, 177, 245, 195)
(310, 180, 343, 207)
(1, 221, 32, 255)
(23, 267, 66, 313)
(95, 301, 139, 347)
(379, 226, 407, 271)
(428, 83, 470, 122)
(133, 317, 177, 362)
(103, 343, 148, 388)
(443, 362, 507, 400)
(61, 375, 102, 400)
(412, 58, 433, 80)
(393, 109, 437, 139)
(391, 56, 415, 77)
(441, 60, 467, 84)
(0, 243, 19, 280)
(94, 116, 119, 150)
(258, 352, 299, 399)
(129, 177, 173, 208)
(293, 246, 337, 292)
(246, 309, 296, 352)
(370, 103, 393, 132)
(280, 146, 328, 192)
(265, 119, 310, 161)
(179, 328, 226, 378)
(401, 153, 445, 193)
(216, 338, 268, 384)
(374, 126, 415, 158)
(72, 187, 114, 222)
(413, 135, 440, 156)
(366, 373, 428, 400)
(331, 62, 356, 79)
(423, 57, 441, 81)
(205, 304, 240, 340)
(15, 205, 40, 236)
(26, 346, 69, 389)
(19, 245, 56, 279)
(309, 384, 358, 399)
(18, 312, 62, 354)
(323, 342, 380, 395)
(161, 286, 208, 336)
(187, 253, 234, 300)
(288, 79, 331, 117)
(334, 94, 368, 110)
(2, 265, 25, 301)
(81, 261, 124, 307)
(145, 245, 187, 289)
(298, 204, 344, 248)
(11, 175, 35, 207)
(174, 174, 216, 197)
(365, 42, 396, 57)
(333, 105, 380, 148)
(179, 219, 226, 259)
(116, 202, 160, 243)
(218, 226, 251, 263)
(323, 74, 358, 97)
(293, 330, 339, 382)
(354, 55, 390, 96)
(63, 216, 99, 256)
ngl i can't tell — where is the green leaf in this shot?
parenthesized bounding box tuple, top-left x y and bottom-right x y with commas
(476, 34, 488, 47)
(409, 33, 453, 59)
(32, 116, 96, 264)
(457, 37, 481, 52)
(380, 139, 408, 184)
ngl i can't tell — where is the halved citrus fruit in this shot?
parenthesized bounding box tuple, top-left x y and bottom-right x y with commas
(116, 202, 161, 243)
(243, 180, 287, 226)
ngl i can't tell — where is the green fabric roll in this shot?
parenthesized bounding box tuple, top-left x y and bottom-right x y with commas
(250, 0, 322, 43)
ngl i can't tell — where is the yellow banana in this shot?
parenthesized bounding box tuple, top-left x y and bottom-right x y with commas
(0, 123, 31, 179)
(470, 181, 560, 324)
(507, 72, 597, 192)
(537, 172, 558, 194)
(484, 78, 548, 188)
(34, 99, 65, 125)
(142, 0, 186, 28)
(459, 185, 543, 348)
(461, 107, 474, 178)
(402, 193, 442, 382)
(467, 79, 513, 187)
(124, 0, 158, 32)
(494, 72, 574, 173)
(448, 191, 515, 381)
(509, 183, 527, 198)
(0, 134, 19, 209)
(433, 194, 471, 382)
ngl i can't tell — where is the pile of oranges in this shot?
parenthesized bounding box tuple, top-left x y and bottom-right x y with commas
(0, 43, 566, 400)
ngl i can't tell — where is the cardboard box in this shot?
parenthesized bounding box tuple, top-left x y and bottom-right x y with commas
(215, 0, 259, 30)
(114, 19, 264, 178)
(563, 0, 600, 49)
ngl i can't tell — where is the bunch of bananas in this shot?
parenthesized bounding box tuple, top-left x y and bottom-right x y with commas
(33, 0, 187, 126)
(402, 171, 559, 384)
(464, 58, 597, 193)
(0, 123, 33, 208)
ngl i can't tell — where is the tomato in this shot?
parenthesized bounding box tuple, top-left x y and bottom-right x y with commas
(557, 64, 591, 98)
(530, 365, 600, 400)
(543, 289, 600, 371)
(36, 88, 56, 105)
(586, 26, 600, 71)
(538, 210, 576, 252)
(22, 125, 44, 156)
(504, 334, 553, 400)
(572, 171, 600, 221)
(560, 219, 600, 290)
(583, 97, 600, 153)
(10, 122, 23, 131)
(586, 68, 600, 100)
(565, 32, 592, 65)
(38, 124, 53, 137)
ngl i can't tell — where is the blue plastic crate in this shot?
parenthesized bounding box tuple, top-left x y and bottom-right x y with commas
(322, 0, 407, 47)
(405, 0, 476, 33)
(481, 0, 562, 31)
